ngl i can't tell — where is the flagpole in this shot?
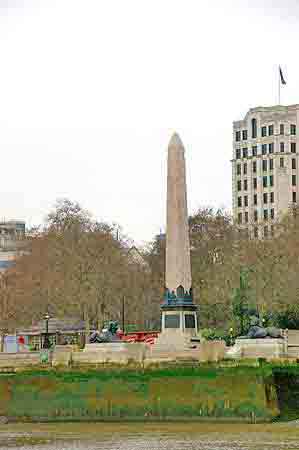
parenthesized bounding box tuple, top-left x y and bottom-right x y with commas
(278, 66, 281, 105)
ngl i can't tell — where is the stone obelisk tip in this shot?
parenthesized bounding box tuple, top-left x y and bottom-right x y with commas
(168, 132, 184, 149)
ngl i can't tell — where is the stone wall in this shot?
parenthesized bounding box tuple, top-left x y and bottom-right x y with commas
(3, 335, 299, 369)
(73, 343, 148, 366)
(198, 341, 226, 362)
(285, 330, 299, 358)
(0, 352, 40, 368)
(226, 339, 285, 360)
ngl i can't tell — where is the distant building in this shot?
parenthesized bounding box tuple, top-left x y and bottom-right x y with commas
(17, 317, 89, 350)
(127, 246, 150, 270)
(232, 104, 299, 238)
(0, 220, 26, 272)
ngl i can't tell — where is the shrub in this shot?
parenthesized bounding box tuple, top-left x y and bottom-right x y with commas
(201, 328, 232, 346)
(273, 306, 299, 330)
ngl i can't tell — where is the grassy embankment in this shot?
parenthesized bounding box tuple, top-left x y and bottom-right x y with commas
(0, 364, 280, 422)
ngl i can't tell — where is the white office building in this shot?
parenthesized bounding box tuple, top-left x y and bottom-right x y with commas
(232, 104, 299, 238)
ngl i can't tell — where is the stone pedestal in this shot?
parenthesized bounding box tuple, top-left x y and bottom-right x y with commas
(199, 341, 226, 362)
(226, 338, 285, 360)
(151, 305, 198, 358)
(52, 346, 72, 367)
(161, 305, 198, 336)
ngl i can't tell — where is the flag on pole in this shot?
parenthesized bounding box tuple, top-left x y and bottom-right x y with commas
(279, 66, 286, 85)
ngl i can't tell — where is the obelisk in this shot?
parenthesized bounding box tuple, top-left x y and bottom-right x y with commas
(166, 133, 192, 296)
(161, 133, 197, 337)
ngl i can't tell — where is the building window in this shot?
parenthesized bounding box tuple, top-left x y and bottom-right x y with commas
(238, 196, 242, 207)
(254, 210, 258, 222)
(237, 163, 241, 175)
(264, 226, 269, 238)
(293, 191, 297, 203)
(254, 226, 258, 238)
(270, 192, 274, 203)
(242, 148, 248, 158)
(237, 180, 242, 191)
(253, 178, 257, 189)
(236, 131, 241, 142)
(270, 208, 274, 220)
(280, 124, 284, 135)
(165, 315, 180, 328)
(280, 157, 284, 168)
(262, 160, 267, 171)
(252, 118, 257, 138)
(244, 195, 248, 207)
(245, 211, 248, 223)
(269, 143, 274, 154)
(280, 142, 285, 152)
(238, 213, 242, 224)
(185, 314, 195, 329)
(292, 175, 297, 186)
(263, 176, 268, 188)
(243, 163, 247, 174)
(244, 179, 248, 191)
(262, 144, 267, 155)
(252, 146, 257, 157)
(270, 175, 274, 186)
(253, 161, 257, 173)
(269, 159, 274, 170)
(291, 142, 296, 153)
(291, 124, 296, 135)
(263, 193, 268, 204)
(268, 124, 274, 136)
(264, 209, 268, 220)
(254, 193, 257, 205)
(292, 158, 296, 170)
(261, 126, 267, 137)
(242, 130, 248, 140)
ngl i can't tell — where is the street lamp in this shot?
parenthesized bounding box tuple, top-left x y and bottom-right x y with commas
(43, 312, 51, 349)
(122, 296, 125, 334)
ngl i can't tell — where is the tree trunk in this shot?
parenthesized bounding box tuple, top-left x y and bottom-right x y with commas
(84, 305, 90, 344)
(0, 331, 5, 352)
(97, 302, 102, 331)
(240, 313, 244, 336)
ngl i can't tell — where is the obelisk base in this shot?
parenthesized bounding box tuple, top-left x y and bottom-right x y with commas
(151, 305, 198, 357)
(161, 304, 198, 336)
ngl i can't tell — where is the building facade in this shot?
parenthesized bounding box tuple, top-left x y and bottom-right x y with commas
(232, 104, 299, 238)
(0, 221, 26, 272)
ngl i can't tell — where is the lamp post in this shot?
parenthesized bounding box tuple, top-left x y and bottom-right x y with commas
(43, 312, 51, 349)
(122, 296, 125, 334)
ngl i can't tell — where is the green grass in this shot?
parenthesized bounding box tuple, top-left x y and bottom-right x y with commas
(4, 364, 277, 380)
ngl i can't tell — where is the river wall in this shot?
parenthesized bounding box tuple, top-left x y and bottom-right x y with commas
(0, 366, 279, 422)
(273, 366, 299, 420)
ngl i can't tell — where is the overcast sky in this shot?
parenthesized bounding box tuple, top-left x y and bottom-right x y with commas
(0, 0, 298, 245)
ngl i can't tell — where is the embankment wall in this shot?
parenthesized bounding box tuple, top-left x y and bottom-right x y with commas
(0, 367, 279, 422)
